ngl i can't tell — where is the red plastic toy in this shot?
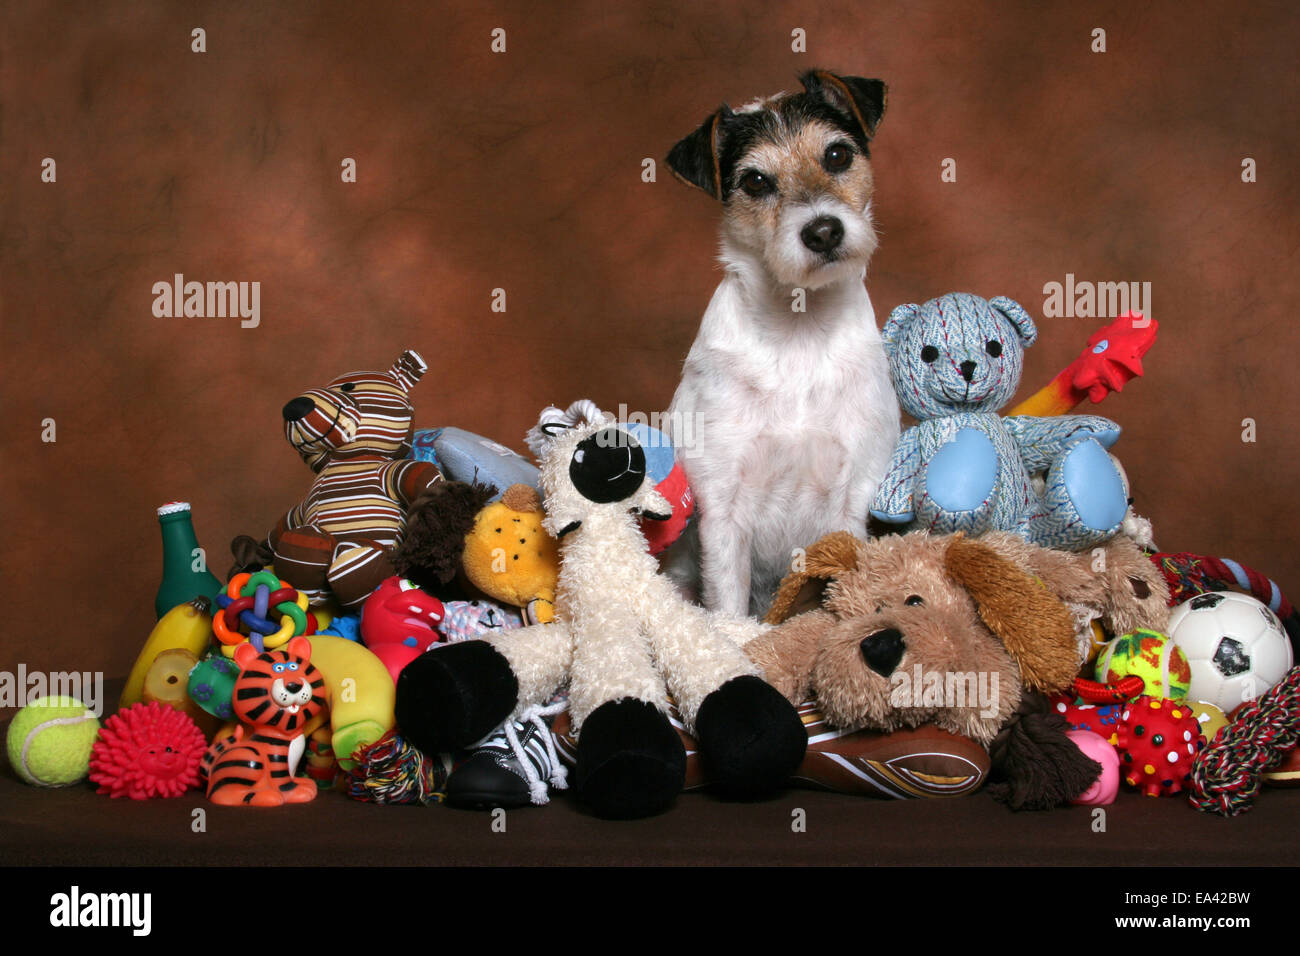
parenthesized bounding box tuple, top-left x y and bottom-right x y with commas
(1115, 696, 1204, 797)
(1010, 312, 1158, 416)
(360, 576, 447, 683)
(89, 702, 208, 800)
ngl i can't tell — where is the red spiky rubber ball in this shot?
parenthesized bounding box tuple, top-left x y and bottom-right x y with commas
(89, 702, 207, 799)
(1114, 696, 1204, 797)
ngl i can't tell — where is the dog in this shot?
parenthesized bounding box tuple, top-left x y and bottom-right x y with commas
(660, 70, 901, 618)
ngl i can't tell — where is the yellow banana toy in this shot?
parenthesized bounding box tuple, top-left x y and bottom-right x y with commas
(305, 635, 396, 770)
(120, 597, 214, 710)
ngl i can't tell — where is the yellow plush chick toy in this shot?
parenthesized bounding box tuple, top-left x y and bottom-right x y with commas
(461, 484, 559, 624)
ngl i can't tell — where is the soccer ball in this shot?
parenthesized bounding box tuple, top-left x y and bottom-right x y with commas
(1168, 591, 1294, 713)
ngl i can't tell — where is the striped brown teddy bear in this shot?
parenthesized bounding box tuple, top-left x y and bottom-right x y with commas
(265, 350, 443, 611)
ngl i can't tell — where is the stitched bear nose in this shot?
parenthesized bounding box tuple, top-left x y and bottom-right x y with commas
(800, 216, 844, 254)
(860, 628, 905, 677)
(282, 397, 315, 422)
(959, 360, 977, 382)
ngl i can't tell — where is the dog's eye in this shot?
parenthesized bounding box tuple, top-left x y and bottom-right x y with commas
(921, 345, 939, 363)
(985, 340, 1003, 358)
(904, 594, 924, 606)
(739, 170, 774, 197)
(823, 143, 852, 172)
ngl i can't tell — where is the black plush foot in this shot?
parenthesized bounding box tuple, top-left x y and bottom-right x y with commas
(394, 641, 518, 754)
(695, 675, 807, 797)
(574, 698, 686, 819)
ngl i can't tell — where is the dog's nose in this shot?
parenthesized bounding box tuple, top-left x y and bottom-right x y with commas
(860, 628, 905, 677)
(959, 360, 977, 382)
(800, 216, 844, 254)
(282, 397, 315, 422)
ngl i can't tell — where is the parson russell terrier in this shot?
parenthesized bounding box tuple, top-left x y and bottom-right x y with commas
(660, 70, 901, 617)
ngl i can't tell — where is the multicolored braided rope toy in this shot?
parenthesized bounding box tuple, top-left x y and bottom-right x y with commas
(343, 729, 450, 806)
(1188, 664, 1300, 816)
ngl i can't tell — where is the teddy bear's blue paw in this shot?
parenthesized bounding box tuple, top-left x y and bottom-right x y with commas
(922, 427, 998, 516)
(1058, 437, 1128, 532)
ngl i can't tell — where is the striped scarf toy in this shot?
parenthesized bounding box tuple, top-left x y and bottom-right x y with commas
(266, 350, 444, 611)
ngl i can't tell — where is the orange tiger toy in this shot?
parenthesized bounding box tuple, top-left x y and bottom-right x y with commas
(201, 636, 327, 807)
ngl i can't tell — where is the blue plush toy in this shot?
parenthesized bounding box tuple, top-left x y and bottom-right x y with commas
(870, 292, 1129, 551)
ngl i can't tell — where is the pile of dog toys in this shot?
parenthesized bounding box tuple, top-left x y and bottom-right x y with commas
(8, 302, 1298, 819)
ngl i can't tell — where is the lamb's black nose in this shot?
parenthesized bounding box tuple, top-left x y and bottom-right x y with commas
(800, 216, 844, 254)
(282, 397, 315, 422)
(960, 360, 977, 382)
(860, 628, 905, 677)
(569, 427, 646, 503)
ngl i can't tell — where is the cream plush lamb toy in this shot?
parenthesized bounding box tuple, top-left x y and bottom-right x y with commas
(394, 401, 806, 818)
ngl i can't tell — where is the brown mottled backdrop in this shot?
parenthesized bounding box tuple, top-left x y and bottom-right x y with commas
(1, 0, 1297, 691)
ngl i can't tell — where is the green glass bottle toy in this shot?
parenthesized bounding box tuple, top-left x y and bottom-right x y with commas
(155, 501, 223, 618)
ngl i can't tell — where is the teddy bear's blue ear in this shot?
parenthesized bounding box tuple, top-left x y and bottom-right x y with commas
(882, 303, 919, 354)
(989, 296, 1038, 347)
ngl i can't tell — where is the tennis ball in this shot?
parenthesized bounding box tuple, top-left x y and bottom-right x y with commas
(5, 696, 101, 787)
(1095, 628, 1192, 699)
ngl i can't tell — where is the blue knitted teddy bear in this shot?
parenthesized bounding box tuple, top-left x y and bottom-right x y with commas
(870, 292, 1128, 551)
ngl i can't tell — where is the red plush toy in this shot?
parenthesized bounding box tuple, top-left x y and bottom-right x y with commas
(89, 702, 208, 799)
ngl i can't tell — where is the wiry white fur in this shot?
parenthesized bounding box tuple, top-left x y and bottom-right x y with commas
(485, 405, 770, 735)
(663, 228, 901, 618)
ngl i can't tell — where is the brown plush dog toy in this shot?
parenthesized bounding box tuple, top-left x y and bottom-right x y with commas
(748, 530, 1102, 809)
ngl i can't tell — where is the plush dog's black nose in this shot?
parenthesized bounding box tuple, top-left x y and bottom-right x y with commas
(282, 397, 315, 422)
(959, 360, 977, 382)
(860, 628, 905, 677)
(800, 216, 844, 254)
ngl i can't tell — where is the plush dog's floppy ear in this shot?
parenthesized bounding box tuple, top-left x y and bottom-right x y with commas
(667, 105, 734, 200)
(764, 530, 862, 624)
(943, 534, 1079, 694)
(800, 70, 887, 143)
(989, 296, 1038, 347)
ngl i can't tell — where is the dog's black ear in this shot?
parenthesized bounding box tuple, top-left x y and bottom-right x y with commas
(666, 105, 732, 200)
(800, 70, 887, 143)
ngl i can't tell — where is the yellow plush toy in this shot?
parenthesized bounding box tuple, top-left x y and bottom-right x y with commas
(394, 480, 560, 625)
(461, 484, 559, 624)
